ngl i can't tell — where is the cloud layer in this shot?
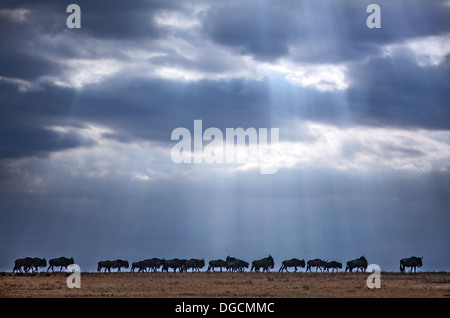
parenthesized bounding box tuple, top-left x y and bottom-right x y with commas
(1, 0, 449, 271)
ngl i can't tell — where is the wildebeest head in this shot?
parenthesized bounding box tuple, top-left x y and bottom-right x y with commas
(268, 255, 274, 268)
(359, 256, 368, 266)
(417, 257, 423, 267)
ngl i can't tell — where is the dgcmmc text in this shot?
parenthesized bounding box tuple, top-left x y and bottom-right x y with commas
(175, 302, 275, 315)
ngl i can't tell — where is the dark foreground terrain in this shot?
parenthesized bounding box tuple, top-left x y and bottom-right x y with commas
(1, 272, 449, 298)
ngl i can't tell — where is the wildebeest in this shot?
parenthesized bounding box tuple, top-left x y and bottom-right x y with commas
(278, 258, 305, 272)
(161, 258, 186, 272)
(323, 261, 342, 272)
(98, 260, 112, 272)
(110, 259, 129, 272)
(14, 257, 47, 273)
(207, 259, 227, 272)
(47, 257, 74, 272)
(306, 259, 327, 272)
(131, 261, 146, 272)
(185, 259, 205, 272)
(29, 257, 47, 273)
(345, 256, 368, 272)
(13, 257, 34, 273)
(226, 256, 249, 272)
(98, 259, 129, 272)
(251, 255, 274, 272)
(400, 256, 423, 273)
(131, 258, 162, 272)
(142, 258, 162, 272)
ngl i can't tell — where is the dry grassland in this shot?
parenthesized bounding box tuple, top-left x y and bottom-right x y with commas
(1, 272, 449, 298)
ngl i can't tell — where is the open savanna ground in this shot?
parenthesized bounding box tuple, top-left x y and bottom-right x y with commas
(1, 272, 449, 298)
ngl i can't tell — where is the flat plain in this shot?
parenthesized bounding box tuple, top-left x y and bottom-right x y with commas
(1, 272, 449, 298)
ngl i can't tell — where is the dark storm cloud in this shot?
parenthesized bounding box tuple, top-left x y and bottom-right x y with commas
(0, 0, 177, 39)
(0, 75, 274, 156)
(0, 80, 97, 159)
(1, 54, 448, 160)
(76, 0, 175, 40)
(202, 1, 295, 61)
(0, 49, 59, 81)
(71, 78, 273, 143)
(346, 53, 450, 129)
(0, 123, 96, 159)
(202, 0, 450, 63)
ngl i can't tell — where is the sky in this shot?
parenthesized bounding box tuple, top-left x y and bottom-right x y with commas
(0, 0, 449, 272)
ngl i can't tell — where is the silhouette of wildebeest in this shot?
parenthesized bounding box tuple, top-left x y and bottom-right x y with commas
(131, 258, 162, 272)
(47, 257, 74, 272)
(13, 258, 30, 273)
(30, 257, 47, 273)
(279, 258, 305, 272)
(207, 259, 227, 272)
(13, 257, 33, 273)
(185, 259, 205, 272)
(306, 259, 327, 272)
(98, 260, 112, 272)
(13, 257, 47, 273)
(143, 258, 162, 272)
(226, 256, 249, 272)
(323, 261, 342, 272)
(251, 255, 274, 272)
(111, 259, 129, 272)
(98, 259, 129, 272)
(161, 258, 186, 272)
(345, 256, 368, 272)
(131, 261, 145, 272)
(400, 256, 423, 273)
(131, 257, 161, 272)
